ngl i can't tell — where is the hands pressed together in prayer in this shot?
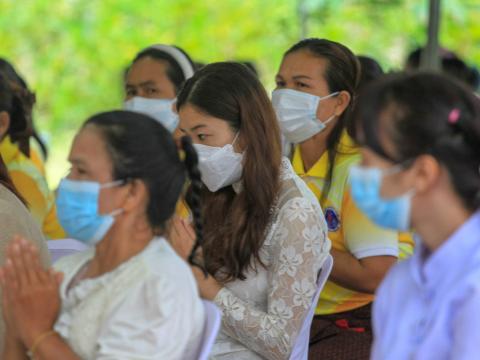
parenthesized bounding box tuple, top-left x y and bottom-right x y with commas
(168, 216, 222, 301)
(0, 236, 63, 357)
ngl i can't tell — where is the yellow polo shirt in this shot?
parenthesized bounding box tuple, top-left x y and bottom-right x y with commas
(292, 132, 414, 315)
(0, 136, 65, 239)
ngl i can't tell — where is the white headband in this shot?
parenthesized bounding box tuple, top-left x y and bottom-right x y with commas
(146, 44, 194, 80)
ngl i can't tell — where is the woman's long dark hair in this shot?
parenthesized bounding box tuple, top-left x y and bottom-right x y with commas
(177, 62, 282, 282)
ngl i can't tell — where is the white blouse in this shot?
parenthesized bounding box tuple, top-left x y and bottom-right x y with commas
(53, 237, 205, 360)
(211, 159, 331, 360)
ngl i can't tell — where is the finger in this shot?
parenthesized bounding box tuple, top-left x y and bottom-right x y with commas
(5, 238, 17, 262)
(2, 288, 8, 307)
(5, 283, 16, 307)
(25, 240, 50, 284)
(172, 216, 183, 232)
(10, 239, 30, 289)
(37, 267, 50, 284)
(28, 242, 47, 273)
(26, 240, 41, 266)
(182, 219, 197, 241)
(4, 242, 16, 283)
(48, 270, 63, 294)
(170, 218, 184, 243)
(0, 268, 6, 288)
(54, 271, 64, 286)
(4, 259, 19, 291)
(18, 238, 41, 285)
(166, 218, 177, 241)
(2, 290, 11, 319)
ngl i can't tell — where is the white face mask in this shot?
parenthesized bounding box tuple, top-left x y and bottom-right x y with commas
(193, 134, 243, 192)
(124, 97, 179, 133)
(271, 89, 339, 144)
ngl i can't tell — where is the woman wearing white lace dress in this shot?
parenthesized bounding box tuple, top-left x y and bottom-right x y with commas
(0, 111, 205, 359)
(169, 62, 331, 360)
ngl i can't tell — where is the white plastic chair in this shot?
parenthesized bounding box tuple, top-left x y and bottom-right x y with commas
(47, 239, 89, 263)
(289, 254, 334, 360)
(197, 299, 222, 360)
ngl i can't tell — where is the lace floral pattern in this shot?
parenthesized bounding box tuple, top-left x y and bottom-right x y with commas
(212, 159, 331, 360)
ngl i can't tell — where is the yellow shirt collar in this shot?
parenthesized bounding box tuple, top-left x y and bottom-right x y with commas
(292, 131, 358, 178)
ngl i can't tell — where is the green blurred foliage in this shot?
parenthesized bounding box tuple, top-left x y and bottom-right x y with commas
(0, 0, 479, 185)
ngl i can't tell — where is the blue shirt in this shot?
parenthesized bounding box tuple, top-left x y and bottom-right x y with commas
(371, 212, 480, 360)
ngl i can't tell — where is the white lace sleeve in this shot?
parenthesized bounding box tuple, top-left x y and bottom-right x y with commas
(213, 197, 330, 360)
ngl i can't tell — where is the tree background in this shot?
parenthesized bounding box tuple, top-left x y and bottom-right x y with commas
(1, 0, 479, 186)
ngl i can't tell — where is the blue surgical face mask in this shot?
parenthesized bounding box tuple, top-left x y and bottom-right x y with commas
(124, 97, 179, 133)
(56, 178, 124, 245)
(349, 164, 414, 231)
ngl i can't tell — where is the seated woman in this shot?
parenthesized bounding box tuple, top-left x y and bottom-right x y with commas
(0, 72, 64, 239)
(124, 44, 195, 133)
(350, 72, 480, 359)
(272, 39, 413, 358)
(170, 62, 331, 359)
(0, 111, 205, 359)
(0, 154, 49, 353)
(124, 44, 196, 218)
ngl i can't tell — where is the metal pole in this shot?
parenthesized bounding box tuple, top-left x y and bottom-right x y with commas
(420, 0, 442, 71)
(298, 0, 308, 40)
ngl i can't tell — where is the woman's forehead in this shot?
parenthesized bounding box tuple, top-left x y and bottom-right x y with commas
(70, 126, 111, 167)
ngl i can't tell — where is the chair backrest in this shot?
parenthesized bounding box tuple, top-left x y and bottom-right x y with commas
(197, 299, 222, 360)
(289, 254, 334, 360)
(47, 239, 89, 263)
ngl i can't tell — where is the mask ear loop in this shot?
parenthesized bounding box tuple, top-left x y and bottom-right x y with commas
(321, 115, 336, 126)
(317, 91, 341, 125)
(231, 132, 240, 145)
(229, 132, 245, 155)
(319, 91, 340, 101)
(101, 178, 131, 217)
(385, 158, 416, 177)
(100, 179, 128, 189)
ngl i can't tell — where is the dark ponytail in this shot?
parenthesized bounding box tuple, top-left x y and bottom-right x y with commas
(180, 136, 205, 272)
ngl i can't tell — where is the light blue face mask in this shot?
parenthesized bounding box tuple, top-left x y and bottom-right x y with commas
(56, 178, 124, 245)
(349, 164, 414, 231)
(271, 89, 339, 144)
(124, 96, 179, 133)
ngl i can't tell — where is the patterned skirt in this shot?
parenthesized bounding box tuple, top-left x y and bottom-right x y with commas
(308, 303, 372, 359)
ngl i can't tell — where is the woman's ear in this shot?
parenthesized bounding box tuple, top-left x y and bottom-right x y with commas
(0, 111, 11, 140)
(411, 155, 442, 194)
(334, 90, 352, 117)
(121, 179, 149, 212)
